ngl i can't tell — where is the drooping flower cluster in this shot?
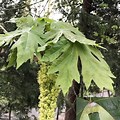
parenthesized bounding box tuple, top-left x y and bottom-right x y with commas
(38, 63, 60, 120)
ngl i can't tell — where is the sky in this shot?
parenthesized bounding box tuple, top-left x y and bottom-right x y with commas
(30, 0, 63, 20)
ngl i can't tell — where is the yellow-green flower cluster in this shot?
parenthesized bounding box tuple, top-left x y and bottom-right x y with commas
(38, 63, 60, 120)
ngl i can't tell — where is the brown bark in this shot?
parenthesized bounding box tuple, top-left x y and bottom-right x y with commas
(65, 80, 80, 120)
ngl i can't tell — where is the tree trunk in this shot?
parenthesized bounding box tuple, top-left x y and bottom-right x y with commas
(8, 104, 12, 120)
(65, 80, 80, 120)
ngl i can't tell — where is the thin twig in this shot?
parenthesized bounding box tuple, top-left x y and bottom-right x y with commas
(29, 1, 42, 6)
(0, 25, 8, 33)
(39, 0, 49, 15)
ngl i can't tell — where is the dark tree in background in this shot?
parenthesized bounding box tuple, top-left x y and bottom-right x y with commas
(0, 62, 39, 119)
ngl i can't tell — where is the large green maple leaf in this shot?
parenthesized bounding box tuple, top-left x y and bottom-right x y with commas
(47, 42, 114, 94)
(0, 28, 30, 46)
(1, 18, 46, 68)
(44, 21, 96, 45)
(78, 44, 115, 91)
(11, 31, 45, 68)
(48, 42, 80, 94)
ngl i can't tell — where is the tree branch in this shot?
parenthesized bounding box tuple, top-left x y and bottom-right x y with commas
(0, 25, 8, 33)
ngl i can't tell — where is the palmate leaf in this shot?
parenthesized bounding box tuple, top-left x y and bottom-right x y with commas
(0, 28, 30, 46)
(47, 41, 114, 94)
(31, 18, 47, 37)
(11, 31, 45, 68)
(48, 42, 80, 94)
(77, 97, 120, 120)
(10, 15, 34, 29)
(78, 44, 115, 91)
(44, 21, 96, 45)
(0, 17, 37, 47)
(42, 37, 71, 62)
(1, 18, 46, 68)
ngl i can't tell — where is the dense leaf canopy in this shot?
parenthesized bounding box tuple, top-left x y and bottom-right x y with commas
(0, 16, 115, 94)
